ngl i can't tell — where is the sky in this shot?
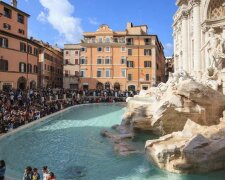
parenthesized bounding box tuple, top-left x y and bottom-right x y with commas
(3, 0, 177, 56)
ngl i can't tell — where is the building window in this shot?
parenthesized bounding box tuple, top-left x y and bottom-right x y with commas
(65, 59, 69, 64)
(105, 57, 111, 64)
(75, 59, 79, 65)
(128, 74, 132, 81)
(75, 71, 79, 76)
(4, 7, 12, 18)
(97, 57, 102, 64)
(0, 37, 8, 48)
(3, 23, 11, 30)
(65, 70, 69, 77)
(17, 14, 24, 24)
(105, 47, 110, 52)
(144, 38, 151, 45)
(27, 64, 32, 73)
(121, 56, 126, 64)
(114, 38, 118, 43)
(18, 29, 25, 35)
(80, 47, 86, 52)
(127, 61, 134, 68)
(105, 37, 110, 43)
(105, 69, 111, 77)
(157, 63, 159, 70)
(128, 49, 132, 55)
(44, 64, 46, 70)
(34, 65, 38, 73)
(80, 70, 85, 77)
(19, 62, 26, 73)
(144, 61, 152, 68)
(80, 57, 86, 64)
(97, 70, 102, 77)
(34, 48, 38, 56)
(20, 42, 27, 52)
(121, 69, 126, 78)
(146, 74, 150, 81)
(121, 47, 126, 52)
(144, 49, 151, 56)
(28, 45, 32, 54)
(126, 38, 133, 45)
(0, 59, 8, 72)
(66, 51, 69, 55)
(98, 37, 103, 43)
(121, 37, 125, 43)
(97, 47, 102, 52)
(75, 51, 79, 55)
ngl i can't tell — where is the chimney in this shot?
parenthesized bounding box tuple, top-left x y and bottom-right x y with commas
(11, 0, 17, 8)
(127, 22, 133, 29)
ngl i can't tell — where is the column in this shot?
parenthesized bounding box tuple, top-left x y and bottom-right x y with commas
(192, 0, 201, 75)
(203, 28, 210, 69)
(181, 11, 189, 72)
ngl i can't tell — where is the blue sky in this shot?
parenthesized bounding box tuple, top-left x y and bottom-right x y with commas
(4, 0, 177, 56)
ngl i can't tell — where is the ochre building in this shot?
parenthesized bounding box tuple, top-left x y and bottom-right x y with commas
(33, 39, 63, 88)
(0, 0, 40, 90)
(80, 23, 165, 91)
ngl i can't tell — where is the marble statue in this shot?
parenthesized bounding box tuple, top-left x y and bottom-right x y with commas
(201, 28, 225, 69)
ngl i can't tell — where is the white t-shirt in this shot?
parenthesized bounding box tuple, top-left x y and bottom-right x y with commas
(43, 172, 49, 180)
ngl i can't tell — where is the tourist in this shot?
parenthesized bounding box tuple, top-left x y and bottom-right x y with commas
(42, 166, 50, 180)
(32, 168, 40, 180)
(0, 160, 6, 180)
(23, 166, 33, 180)
(47, 172, 56, 180)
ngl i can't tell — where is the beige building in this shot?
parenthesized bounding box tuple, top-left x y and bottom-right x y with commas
(79, 23, 165, 91)
(63, 44, 80, 89)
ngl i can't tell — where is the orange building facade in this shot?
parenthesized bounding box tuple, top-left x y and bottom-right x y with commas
(80, 23, 165, 91)
(0, 1, 40, 90)
(33, 40, 63, 88)
(0, 1, 63, 90)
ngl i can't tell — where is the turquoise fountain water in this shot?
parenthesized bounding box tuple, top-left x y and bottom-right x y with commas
(0, 104, 225, 180)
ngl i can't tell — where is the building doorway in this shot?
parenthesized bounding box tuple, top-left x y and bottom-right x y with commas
(83, 83, 89, 90)
(128, 85, 135, 91)
(114, 82, 120, 91)
(105, 82, 110, 90)
(30, 81, 36, 89)
(17, 77, 27, 90)
(96, 82, 104, 90)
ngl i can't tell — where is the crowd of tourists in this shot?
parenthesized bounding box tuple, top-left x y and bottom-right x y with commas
(0, 161, 55, 180)
(0, 88, 136, 134)
(23, 166, 55, 180)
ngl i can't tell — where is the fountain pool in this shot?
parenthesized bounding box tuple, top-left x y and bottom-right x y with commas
(0, 104, 225, 180)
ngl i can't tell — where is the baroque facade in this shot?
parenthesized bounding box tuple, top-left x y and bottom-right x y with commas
(173, 0, 225, 75)
(79, 23, 165, 91)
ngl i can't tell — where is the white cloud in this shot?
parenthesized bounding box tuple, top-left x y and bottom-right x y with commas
(37, 11, 47, 23)
(88, 17, 99, 25)
(38, 0, 83, 45)
(164, 43, 174, 56)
